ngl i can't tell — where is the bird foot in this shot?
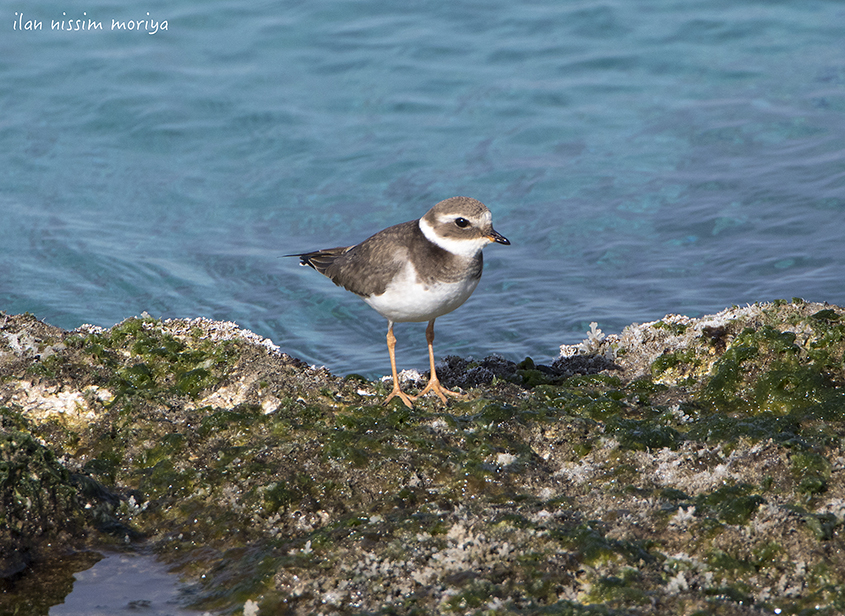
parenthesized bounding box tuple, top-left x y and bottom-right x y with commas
(383, 385, 415, 409)
(410, 377, 465, 404)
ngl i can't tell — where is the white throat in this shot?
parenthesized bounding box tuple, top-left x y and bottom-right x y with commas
(418, 218, 490, 258)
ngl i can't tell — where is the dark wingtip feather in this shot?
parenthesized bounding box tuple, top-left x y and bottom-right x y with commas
(285, 246, 354, 277)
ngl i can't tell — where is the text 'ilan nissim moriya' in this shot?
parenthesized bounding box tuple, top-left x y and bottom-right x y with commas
(14, 12, 168, 34)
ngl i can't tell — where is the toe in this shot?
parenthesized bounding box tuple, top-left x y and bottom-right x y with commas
(384, 387, 415, 408)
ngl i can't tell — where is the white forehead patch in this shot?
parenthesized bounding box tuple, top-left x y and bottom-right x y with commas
(436, 210, 492, 227)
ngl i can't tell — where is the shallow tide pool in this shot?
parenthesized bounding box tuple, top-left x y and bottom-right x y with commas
(48, 552, 204, 616)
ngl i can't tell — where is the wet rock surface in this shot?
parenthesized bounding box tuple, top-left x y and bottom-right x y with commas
(1, 301, 844, 615)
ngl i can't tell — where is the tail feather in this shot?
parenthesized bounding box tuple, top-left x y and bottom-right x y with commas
(285, 246, 353, 277)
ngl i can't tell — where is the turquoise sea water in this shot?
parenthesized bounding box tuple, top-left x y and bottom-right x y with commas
(2, 1, 845, 378)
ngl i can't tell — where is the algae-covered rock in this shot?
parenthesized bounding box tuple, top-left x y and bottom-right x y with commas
(1, 301, 844, 615)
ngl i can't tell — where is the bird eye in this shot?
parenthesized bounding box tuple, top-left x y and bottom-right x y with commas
(455, 217, 470, 228)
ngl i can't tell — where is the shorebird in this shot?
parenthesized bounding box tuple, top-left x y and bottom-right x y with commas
(289, 196, 509, 407)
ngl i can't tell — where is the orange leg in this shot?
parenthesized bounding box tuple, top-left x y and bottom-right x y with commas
(382, 321, 415, 408)
(411, 319, 465, 403)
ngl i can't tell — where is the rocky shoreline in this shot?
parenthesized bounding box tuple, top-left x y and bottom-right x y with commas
(1, 301, 844, 615)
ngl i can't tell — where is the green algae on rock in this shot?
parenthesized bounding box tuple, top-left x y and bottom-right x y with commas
(1, 302, 845, 615)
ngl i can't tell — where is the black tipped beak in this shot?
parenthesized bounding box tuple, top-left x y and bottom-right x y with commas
(487, 229, 510, 245)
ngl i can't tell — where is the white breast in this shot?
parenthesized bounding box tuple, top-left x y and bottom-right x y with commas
(362, 260, 481, 323)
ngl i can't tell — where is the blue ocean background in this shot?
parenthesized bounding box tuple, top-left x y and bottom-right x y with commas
(2, 0, 845, 379)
